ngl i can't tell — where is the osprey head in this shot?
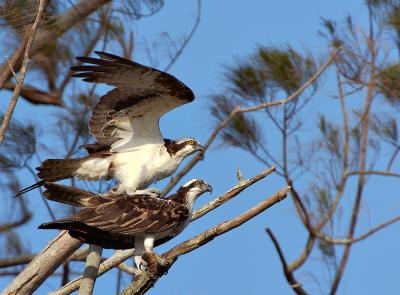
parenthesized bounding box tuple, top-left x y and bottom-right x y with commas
(181, 179, 212, 206)
(164, 138, 204, 158)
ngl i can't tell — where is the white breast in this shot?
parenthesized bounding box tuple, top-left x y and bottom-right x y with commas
(112, 144, 180, 193)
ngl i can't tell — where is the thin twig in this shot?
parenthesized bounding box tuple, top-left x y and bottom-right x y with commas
(0, 0, 48, 144)
(266, 228, 308, 295)
(164, 0, 201, 72)
(192, 165, 276, 220)
(310, 215, 400, 245)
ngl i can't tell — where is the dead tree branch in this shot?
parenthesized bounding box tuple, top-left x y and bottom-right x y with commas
(2, 231, 82, 295)
(0, 0, 48, 144)
(164, 0, 201, 72)
(192, 165, 276, 220)
(266, 228, 308, 295)
(51, 249, 136, 295)
(78, 245, 103, 295)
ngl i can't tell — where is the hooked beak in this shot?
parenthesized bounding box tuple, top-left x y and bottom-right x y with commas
(196, 144, 205, 152)
(205, 184, 213, 193)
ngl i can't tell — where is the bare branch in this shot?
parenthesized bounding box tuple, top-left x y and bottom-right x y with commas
(51, 249, 136, 295)
(120, 186, 290, 295)
(163, 0, 201, 72)
(311, 215, 400, 245)
(192, 165, 276, 220)
(78, 245, 103, 295)
(2, 81, 61, 106)
(0, 0, 48, 144)
(347, 170, 400, 178)
(288, 234, 315, 272)
(266, 228, 309, 295)
(2, 232, 82, 295)
(0, 248, 89, 269)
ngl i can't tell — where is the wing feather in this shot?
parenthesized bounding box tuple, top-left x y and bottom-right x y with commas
(71, 51, 195, 151)
(71, 195, 190, 236)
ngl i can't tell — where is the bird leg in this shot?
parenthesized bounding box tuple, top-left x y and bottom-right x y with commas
(133, 236, 155, 272)
(133, 238, 146, 272)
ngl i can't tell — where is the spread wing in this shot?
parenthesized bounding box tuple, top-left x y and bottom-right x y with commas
(71, 51, 195, 152)
(71, 194, 190, 235)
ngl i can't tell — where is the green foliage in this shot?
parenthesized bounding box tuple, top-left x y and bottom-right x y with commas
(371, 113, 399, 144)
(258, 47, 316, 93)
(211, 46, 317, 152)
(225, 46, 317, 102)
(210, 95, 262, 151)
(376, 64, 400, 105)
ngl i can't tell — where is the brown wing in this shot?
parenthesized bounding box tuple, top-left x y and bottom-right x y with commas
(72, 194, 190, 235)
(71, 51, 195, 151)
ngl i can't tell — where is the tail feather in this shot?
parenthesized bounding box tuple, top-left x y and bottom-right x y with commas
(16, 157, 88, 197)
(43, 183, 101, 207)
(39, 220, 135, 249)
(15, 180, 45, 197)
(37, 158, 86, 182)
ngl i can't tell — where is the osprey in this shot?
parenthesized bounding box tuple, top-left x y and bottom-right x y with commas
(17, 51, 203, 195)
(39, 179, 212, 269)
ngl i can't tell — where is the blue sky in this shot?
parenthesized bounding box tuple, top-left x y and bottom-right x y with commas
(1, 0, 399, 294)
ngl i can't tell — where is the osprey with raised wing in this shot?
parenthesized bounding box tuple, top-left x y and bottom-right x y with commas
(18, 52, 203, 195)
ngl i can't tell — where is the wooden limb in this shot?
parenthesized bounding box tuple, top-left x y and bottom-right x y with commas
(78, 245, 103, 295)
(2, 81, 61, 106)
(120, 186, 290, 295)
(0, 247, 88, 269)
(346, 170, 400, 178)
(288, 234, 315, 272)
(266, 228, 308, 295)
(51, 249, 136, 295)
(310, 215, 400, 245)
(192, 165, 276, 220)
(0, 0, 48, 144)
(1, 231, 82, 295)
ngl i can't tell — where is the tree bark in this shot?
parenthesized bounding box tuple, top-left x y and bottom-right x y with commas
(2, 231, 81, 295)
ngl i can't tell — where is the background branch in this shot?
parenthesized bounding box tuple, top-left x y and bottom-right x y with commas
(0, 0, 48, 144)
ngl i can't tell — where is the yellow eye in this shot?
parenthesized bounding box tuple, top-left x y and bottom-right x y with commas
(188, 139, 196, 145)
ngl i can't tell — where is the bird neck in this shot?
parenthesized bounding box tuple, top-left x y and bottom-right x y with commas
(168, 187, 198, 209)
(164, 139, 187, 158)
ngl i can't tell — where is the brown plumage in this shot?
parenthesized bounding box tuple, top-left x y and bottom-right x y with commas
(39, 180, 212, 250)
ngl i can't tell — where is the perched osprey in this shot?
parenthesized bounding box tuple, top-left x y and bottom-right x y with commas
(39, 179, 212, 269)
(17, 51, 203, 195)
